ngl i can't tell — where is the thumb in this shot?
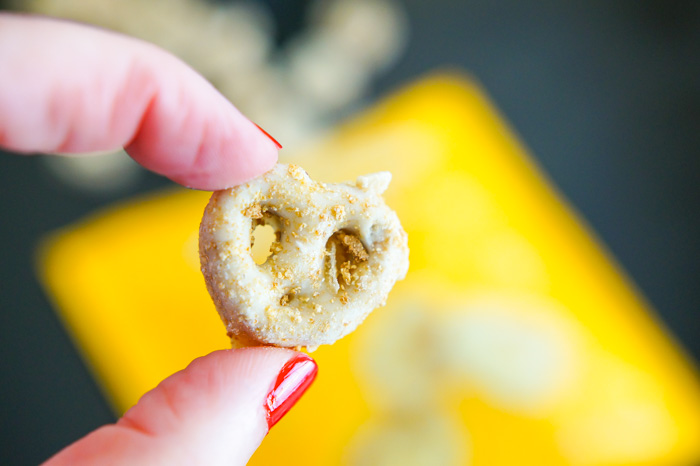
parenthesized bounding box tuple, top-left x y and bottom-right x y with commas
(43, 348, 317, 466)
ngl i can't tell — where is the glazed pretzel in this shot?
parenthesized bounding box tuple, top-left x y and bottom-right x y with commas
(199, 164, 409, 350)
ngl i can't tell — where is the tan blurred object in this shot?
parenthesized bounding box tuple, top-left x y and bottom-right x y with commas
(42, 150, 142, 192)
(21, 0, 408, 162)
(38, 73, 700, 466)
(310, 0, 407, 71)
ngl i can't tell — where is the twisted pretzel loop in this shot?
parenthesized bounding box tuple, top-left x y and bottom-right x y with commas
(199, 164, 409, 350)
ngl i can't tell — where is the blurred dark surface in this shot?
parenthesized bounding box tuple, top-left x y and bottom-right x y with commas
(1, 1, 699, 464)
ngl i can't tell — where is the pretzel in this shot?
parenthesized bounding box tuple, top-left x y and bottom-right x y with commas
(199, 163, 409, 350)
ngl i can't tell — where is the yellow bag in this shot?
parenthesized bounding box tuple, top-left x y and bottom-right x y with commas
(39, 73, 700, 465)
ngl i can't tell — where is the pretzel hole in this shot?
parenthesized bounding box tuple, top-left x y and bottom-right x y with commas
(325, 230, 369, 296)
(251, 224, 276, 265)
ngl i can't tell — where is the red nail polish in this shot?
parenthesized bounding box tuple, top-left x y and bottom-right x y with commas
(253, 122, 283, 150)
(265, 354, 317, 430)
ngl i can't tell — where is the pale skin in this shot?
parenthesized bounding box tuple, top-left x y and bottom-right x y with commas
(1, 13, 310, 465)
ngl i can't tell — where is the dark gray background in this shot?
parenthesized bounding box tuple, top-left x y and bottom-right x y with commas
(1, 1, 699, 463)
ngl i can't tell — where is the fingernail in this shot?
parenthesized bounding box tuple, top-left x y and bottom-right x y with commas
(253, 122, 283, 150)
(265, 354, 317, 429)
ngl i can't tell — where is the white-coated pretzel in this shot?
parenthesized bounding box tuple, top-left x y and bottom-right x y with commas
(199, 163, 409, 350)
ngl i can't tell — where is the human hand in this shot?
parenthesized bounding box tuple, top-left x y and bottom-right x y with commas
(0, 12, 280, 189)
(0, 13, 317, 465)
(43, 349, 317, 465)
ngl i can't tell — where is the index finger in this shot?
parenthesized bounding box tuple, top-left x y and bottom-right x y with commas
(0, 13, 280, 190)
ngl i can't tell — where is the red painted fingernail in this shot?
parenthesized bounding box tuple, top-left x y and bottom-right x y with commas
(265, 354, 317, 430)
(254, 122, 283, 149)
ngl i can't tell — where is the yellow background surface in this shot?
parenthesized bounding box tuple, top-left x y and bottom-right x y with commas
(40, 74, 700, 465)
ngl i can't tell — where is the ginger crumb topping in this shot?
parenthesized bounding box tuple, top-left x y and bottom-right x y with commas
(243, 204, 263, 219)
(331, 205, 345, 219)
(287, 164, 305, 181)
(338, 232, 369, 261)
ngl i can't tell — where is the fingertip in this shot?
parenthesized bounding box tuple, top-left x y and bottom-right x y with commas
(0, 14, 280, 190)
(120, 347, 298, 436)
(44, 348, 314, 466)
(168, 119, 281, 191)
(117, 51, 281, 190)
(126, 105, 280, 191)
